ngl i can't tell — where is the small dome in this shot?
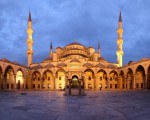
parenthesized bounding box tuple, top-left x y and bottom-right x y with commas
(140, 58, 149, 61)
(107, 63, 117, 69)
(32, 64, 43, 69)
(98, 57, 107, 61)
(57, 62, 67, 67)
(45, 63, 55, 68)
(83, 62, 93, 67)
(0, 58, 10, 62)
(43, 57, 52, 62)
(95, 63, 105, 68)
(70, 58, 80, 63)
(13, 61, 20, 65)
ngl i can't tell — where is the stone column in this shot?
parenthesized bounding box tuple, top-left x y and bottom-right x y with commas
(145, 74, 147, 90)
(53, 76, 56, 89)
(107, 76, 110, 89)
(93, 75, 96, 90)
(3, 77, 7, 92)
(13, 74, 16, 91)
(133, 74, 136, 89)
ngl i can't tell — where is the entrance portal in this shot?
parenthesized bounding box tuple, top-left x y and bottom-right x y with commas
(72, 75, 79, 88)
(17, 80, 20, 89)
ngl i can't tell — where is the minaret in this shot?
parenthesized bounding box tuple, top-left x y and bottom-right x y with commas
(116, 11, 124, 67)
(98, 41, 101, 57)
(49, 42, 53, 57)
(26, 12, 34, 67)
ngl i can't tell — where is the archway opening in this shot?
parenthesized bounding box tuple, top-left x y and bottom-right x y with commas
(109, 70, 118, 89)
(97, 69, 107, 90)
(148, 66, 150, 89)
(43, 70, 53, 89)
(71, 75, 79, 88)
(16, 70, 23, 90)
(4, 66, 15, 90)
(120, 71, 125, 89)
(127, 68, 134, 89)
(136, 65, 145, 89)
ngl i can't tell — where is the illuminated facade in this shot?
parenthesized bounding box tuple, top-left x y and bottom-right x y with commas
(0, 12, 150, 91)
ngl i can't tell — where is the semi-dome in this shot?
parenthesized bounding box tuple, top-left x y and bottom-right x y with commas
(107, 63, 117, 69)
(83, 62, 93, 67)
(0, 58, 10, 62)
(57, 62, 67, 67)
(45, 63, 55, 68)
(32, 64, 43, 69)
(140, 57, 149, 61)
(70, 58, 80, 63)
(95, 63, 105, 68)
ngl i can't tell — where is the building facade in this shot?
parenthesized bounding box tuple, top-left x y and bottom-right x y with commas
(0, 12, 150, 91)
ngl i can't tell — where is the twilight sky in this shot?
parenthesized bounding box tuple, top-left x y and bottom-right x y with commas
(0, 0, 150, 66)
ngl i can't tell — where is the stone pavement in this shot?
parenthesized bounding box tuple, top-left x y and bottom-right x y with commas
(0, 90, 150, 120)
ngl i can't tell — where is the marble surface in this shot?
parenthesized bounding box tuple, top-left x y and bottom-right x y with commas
(0, 90, 150, 120)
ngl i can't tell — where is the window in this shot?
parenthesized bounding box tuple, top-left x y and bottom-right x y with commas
(59, 77, 61, 80)
(38, 78, 40, 81)
(115, 84, 117, 88)
(33, 84, 35, 89)
(136, 83, 138, 88)
(141, 83, 143, 88)
(110, 84, 112, 88)
(26, 84, 28, 89)
(11, 84, 13, 89)
(110, 77, 112, 81)
(100, 77, 102, 81)
(48, 77, 50, 80)
(122, 84, 124, 89)
(88, 76, 91, 80)
(7, 84, 9, 89)
(38, 84, 40, 89)
(33, 78, 35, 81)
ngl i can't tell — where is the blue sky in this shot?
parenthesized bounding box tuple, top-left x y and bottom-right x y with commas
(0, 0, 150, 66)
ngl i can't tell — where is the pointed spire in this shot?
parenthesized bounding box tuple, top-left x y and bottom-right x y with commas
(119, 11, 122, 22)
(50, 41, 52, 50)
(98, 41, 100, 49)
(28, 11, 32, 22)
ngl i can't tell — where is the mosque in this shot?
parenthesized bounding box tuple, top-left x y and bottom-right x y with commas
(0, 12, 150, 91)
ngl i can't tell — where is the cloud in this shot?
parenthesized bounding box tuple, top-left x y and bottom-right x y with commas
(0, 0, 150, 66)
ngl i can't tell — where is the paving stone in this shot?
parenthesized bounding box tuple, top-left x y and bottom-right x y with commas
(0, 90, 150, 120)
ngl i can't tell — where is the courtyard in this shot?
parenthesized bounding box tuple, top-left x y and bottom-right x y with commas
(0, 90, 150, 120)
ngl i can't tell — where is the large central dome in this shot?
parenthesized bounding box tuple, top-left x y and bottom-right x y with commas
(65, 42, 85, 47)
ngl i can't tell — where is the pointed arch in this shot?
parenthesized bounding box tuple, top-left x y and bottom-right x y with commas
(55, 69, 66, 90)
(147, 65, 150, 89)
(135, 65, 145, 89)
(16, 70, 24, 90)
(84, 69, 94, 90)
(0, 66, 3, 90)
(4, 65, 15, 90)
(119, 70, 125, 89)
(31, 71, 41, 89)
(109, 70, 118, 89)
(4, 65, 15, 77)
(16, 68, 24, 77)
(42, 70, 54, 89)
(126, 68, 134, 89)
(96, 69, 107, 90)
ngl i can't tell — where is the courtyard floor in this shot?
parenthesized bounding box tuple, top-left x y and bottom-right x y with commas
(0, 90, 150, 120)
